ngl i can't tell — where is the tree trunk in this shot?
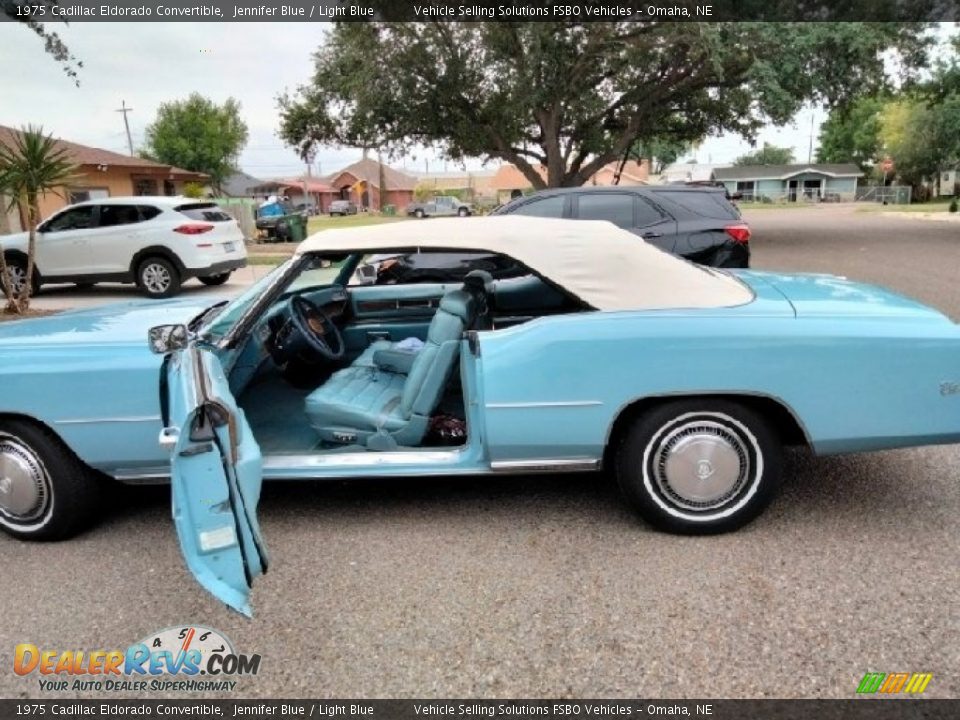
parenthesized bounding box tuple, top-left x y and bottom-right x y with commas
(0, 245, 15, 313)
(17, 196, 38, 312)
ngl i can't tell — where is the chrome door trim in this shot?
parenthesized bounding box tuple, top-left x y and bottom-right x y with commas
(55, 415, 162, 425)
(490, 458, 600, 473)
(261, 448, 465, 470)
(485, 401, 603, 409)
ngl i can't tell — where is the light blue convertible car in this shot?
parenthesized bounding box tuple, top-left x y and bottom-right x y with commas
(2, 217, 959, 614)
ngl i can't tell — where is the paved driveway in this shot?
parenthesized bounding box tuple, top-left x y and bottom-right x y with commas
(28, 263, 275, 311)
(1, 205, 958, 699)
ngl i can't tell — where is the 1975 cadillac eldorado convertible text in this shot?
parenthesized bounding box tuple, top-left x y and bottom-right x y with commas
(1, 217, 959, 614)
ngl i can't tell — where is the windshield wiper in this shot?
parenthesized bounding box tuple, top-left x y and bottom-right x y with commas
(188, 300, 229, 331)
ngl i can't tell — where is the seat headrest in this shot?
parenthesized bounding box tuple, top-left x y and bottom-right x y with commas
(463, 269, 494, 294)
(438, 289, 476, 324)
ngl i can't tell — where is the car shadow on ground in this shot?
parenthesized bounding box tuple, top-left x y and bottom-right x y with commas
(96, 446, 945, 538)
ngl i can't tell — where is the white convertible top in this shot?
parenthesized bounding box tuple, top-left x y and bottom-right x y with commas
(297, 216, 751, 311)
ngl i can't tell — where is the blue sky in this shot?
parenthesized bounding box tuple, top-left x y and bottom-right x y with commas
(3, 22, 953, 179)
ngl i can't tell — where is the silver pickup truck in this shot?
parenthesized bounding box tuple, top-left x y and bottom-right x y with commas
(406, 195, 473, 218)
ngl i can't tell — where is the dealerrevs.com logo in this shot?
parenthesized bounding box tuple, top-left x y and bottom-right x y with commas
(14, 626, 260, 693)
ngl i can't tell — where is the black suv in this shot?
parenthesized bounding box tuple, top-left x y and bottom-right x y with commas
(359, 185, 749, 286)
(493, 185, 749, 268)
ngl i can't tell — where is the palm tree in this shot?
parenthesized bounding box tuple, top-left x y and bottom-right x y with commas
(0, 125, 77, 314)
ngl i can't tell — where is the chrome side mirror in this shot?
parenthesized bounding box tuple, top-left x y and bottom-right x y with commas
(148, 324, 189, 354)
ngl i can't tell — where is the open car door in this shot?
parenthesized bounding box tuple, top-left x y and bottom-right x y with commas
(161, 344, 268, 617)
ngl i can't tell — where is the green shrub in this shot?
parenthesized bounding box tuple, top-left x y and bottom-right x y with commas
(949, 198, 958, 213)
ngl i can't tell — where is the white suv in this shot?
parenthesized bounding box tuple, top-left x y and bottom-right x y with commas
(0, 196, 248, 299)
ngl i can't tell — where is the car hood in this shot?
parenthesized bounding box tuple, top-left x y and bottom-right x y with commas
(738, 270, 950, 321)
(0, 296, 221, 349)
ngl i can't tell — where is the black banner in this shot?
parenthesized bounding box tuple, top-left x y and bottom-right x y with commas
(1, 700, 958, 720)
(1, 0, 958, 23)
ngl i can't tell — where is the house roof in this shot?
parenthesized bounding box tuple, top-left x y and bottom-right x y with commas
(660, 162, 731, 183)
(491, 161, 649, 190)
(713, 163, 864, 181)
(490, 164, 546, 190)
(220, 170, 264, 197)
(0, 125, 206, 179)
(590, 161, 649, 184)
(275, 177, 333, 193)
(326, 158, 417, 191)
(297, 216, 751, 312)
(413, 169, 497, 180)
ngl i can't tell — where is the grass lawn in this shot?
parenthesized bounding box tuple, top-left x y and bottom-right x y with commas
(246, 214, 411, 265)
(307, 213, 410, 234)
(247, 254, 293, 266)
(736, 202, 816, 211)
(857, 201, 955, 213)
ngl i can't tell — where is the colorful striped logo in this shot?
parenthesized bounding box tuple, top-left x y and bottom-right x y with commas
(857, 672, 933, 694)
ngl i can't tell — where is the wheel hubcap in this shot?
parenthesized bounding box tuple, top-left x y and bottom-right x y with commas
(142, 264, 171, 293)
(0, 436, 49, 521)
(5, 266, 26, 294)
(652, 420, 749, 511)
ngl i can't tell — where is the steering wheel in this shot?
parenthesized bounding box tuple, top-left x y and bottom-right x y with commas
(288, 295, 345, 362)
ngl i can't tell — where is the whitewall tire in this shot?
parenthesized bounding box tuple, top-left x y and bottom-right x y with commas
(616, 400, 782, 534)
(0, 420, 102, 541)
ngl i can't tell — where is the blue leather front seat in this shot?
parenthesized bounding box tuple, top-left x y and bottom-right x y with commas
(304, 289, 476, 448)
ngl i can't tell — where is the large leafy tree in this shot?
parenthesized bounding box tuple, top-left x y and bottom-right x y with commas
(0, 126, 77, 314)
(880, 96, 960, 191)
(142, 94, 248, 192)
(279, 21, 929, 189)
(3, 1, 82, 85)
(734, 143, 794, 166)
(816, 95, 886, 171)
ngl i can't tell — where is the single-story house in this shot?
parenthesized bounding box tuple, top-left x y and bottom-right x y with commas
(326, 158, 417, 211)
(0, 124, 207, 229)
(219, 170, 265, 198)
(247, 177, 335, 212)
(713, 163, 864, 202)
(490, 160, 650, 204)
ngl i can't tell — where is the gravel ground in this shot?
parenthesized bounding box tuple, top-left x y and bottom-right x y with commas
(1, 204, 958, 699)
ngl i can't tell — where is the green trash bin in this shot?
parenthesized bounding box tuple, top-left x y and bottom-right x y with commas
(277, 213, 307, 243)
(290, 213, 307, 243)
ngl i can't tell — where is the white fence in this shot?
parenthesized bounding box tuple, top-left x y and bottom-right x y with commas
(854, 185, 913, 204)
(735, 190, 855, 204)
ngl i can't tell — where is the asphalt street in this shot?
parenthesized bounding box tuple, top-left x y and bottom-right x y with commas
(2, 205, 958, 699)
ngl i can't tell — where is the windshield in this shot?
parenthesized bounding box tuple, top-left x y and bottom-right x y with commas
(197, 254, 353, 343)
(199, 260, 292, 341)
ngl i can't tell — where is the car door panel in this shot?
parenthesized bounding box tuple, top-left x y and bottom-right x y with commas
(34, 206, 98, 276)
(86, 204, 144, 273)
(165, 346, 267, 617)
(341, 284, 457, 354)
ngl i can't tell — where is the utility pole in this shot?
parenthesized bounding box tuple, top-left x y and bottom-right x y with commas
(808, 112, 815, 164)
(116, 100, 134, 156)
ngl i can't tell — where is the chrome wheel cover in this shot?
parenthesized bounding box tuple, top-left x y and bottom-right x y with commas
(5, 265, 26, 294)
(642, 411, 763, 520)
(142, 263, 171, 294)
(0, 434, 50, 523)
